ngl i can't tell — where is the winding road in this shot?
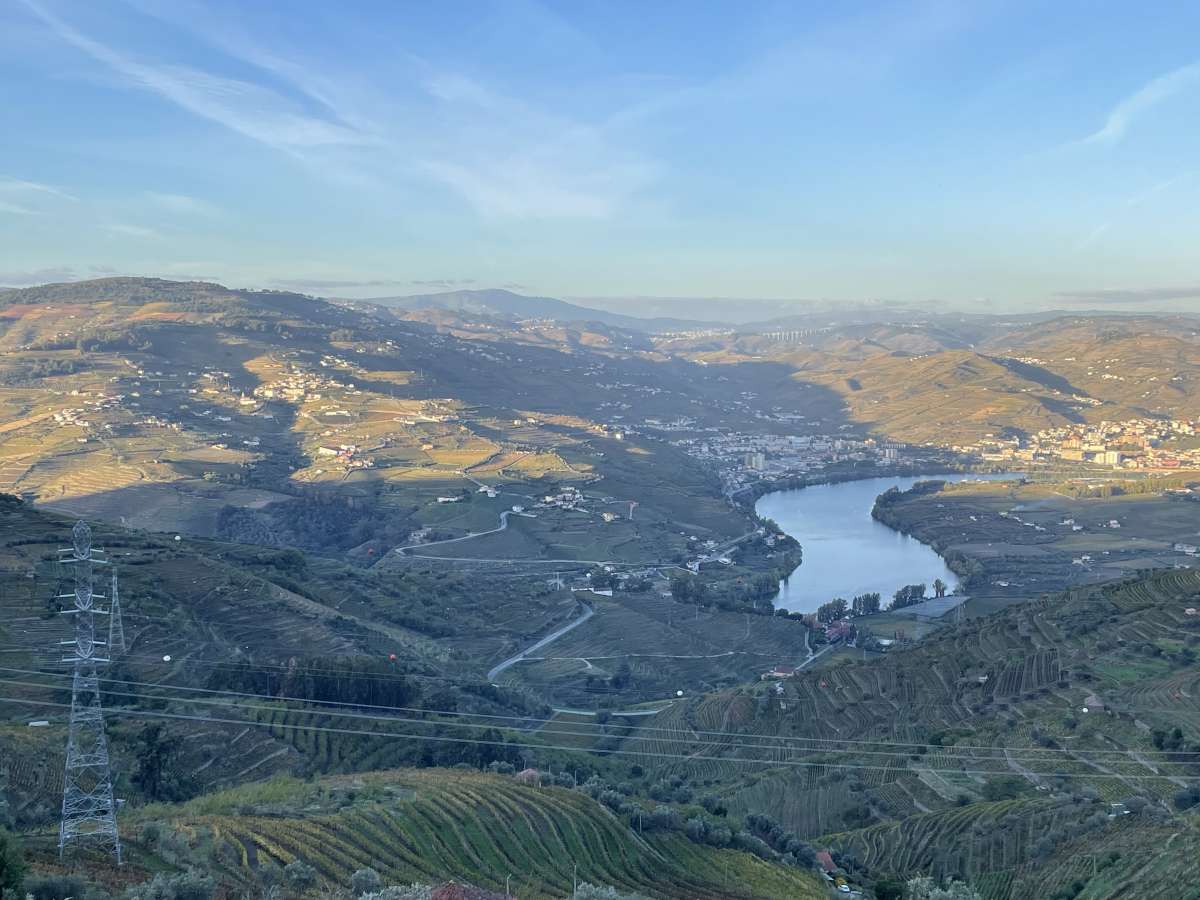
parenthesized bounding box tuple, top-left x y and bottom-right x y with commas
(389, 508, 518, 559)
(487, 601, 595, 683)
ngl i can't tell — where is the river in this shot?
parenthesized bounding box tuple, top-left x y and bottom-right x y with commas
(756, 472, 1018, 614)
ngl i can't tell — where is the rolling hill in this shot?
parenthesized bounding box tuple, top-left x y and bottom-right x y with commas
(342, 288, 714, 333)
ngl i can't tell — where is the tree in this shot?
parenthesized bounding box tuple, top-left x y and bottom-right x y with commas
(284, 860, 317, 893)
(589, 569, 617, 590)
(892, 583, 928, 610)
(852, 592, 881, 616)
(610, 661, 632, 689)
(132, 723, 188, 801)
(571, 885, 652, 900)
(0, 828, 24, 899)
(818, 597, 848, 623)
(360, 889, 433, 900)
(351, 868, 383, 896)
(981, 775, 1026, 802)
(670, 574, 707, 604)
(124, 869, 215, 900)
(905, 876, 982, 900)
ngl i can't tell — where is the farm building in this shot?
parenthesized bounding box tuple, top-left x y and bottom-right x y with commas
(762, 664, 797, 680)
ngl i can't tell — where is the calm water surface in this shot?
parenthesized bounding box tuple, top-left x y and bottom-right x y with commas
(756, 473, 1018, 614)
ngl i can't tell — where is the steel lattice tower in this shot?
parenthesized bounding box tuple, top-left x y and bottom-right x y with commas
(108, 568, 125, 655)
(58, 520, 122, 863)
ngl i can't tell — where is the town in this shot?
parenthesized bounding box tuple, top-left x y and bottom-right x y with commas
(960, 416, 1200, 469)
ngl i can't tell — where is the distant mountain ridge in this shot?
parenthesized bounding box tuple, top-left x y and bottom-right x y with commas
(342, 288, 718, 333)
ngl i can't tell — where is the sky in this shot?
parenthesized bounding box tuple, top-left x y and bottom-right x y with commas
(2, 0, 1200, 314)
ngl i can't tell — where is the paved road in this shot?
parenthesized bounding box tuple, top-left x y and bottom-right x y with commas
(387, 508, 517, 561)
(487, 601, 595, 683)
(551, 706, 672, 718)
(796, 642, 837, 670)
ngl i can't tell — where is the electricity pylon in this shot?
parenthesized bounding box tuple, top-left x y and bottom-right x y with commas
(57, 520, 122, 863)
(108, 568, 125, 654)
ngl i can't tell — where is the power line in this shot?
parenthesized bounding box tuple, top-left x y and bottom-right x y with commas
(0, 643, 654, 697)
(0, 690, 1192, 783)
(2, 659, 1197, 758)
(3, 671, 1199, 769)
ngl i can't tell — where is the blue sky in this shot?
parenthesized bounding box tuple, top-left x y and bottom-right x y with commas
(2, 0, 1200, 313)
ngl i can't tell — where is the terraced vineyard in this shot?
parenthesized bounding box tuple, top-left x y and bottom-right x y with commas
(592, 566, 1200, 896)
(155, 770, 826, 899)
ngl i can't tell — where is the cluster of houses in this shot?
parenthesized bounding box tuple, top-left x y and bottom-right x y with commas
(963, 417, 1200, 470)
(251, 361, 354, 405)
(315, 443, 374, 469)
(668, 430, 918, 494)
(534, 485, 585, 511)
(760, 618, 865, 681)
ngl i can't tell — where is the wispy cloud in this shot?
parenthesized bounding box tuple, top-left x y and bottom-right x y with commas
(1073, 171, 1194, 250)
(1054, 285, 1200, 305)
(1072, 222, 1111, 252)
(1082, 61, 1200, 145)
(0, 200, 36, 215)
(1124, 171, 1194, 207)
(0, 176, 78, 201)
(22, 0, 659, 219)
(19, 0, 369, 161)
(105, 223, 159, 239)
(146, 192, 216, 215)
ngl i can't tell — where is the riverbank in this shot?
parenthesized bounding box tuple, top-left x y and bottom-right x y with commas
(757, 471, 1021, 614)
(870, 476, 1200, 611)
(732, 460, 973, 508)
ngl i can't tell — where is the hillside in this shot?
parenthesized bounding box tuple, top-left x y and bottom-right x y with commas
(581, 566, 1200, 898)
(343, 288, 713, 333)
(10, 770, 826, 899)
(658, 313, 1200, 447)
(0, 277, 811, 569)
(9, 511, 1200, 896)
(872, 475, 1200, 605)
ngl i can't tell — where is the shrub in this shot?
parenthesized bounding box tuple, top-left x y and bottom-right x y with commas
(904, 876, 982, 900)
(649, 806, 681, 832)
(1173, 785, 1200, 810)
(981, 775, 1026, 802)
(732, 830, 773, 859)
(704, 825, 732, 848)
(26, 875, 89, 900)
(571, 885, 652, 900)
(0, 828, 24, 898)
(124, 869, 214, 900)
(351, 868, 384, 896)
(599, 790, 625, 811)
(284, 860, 318, 892)
(361, 888, 433, 900)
